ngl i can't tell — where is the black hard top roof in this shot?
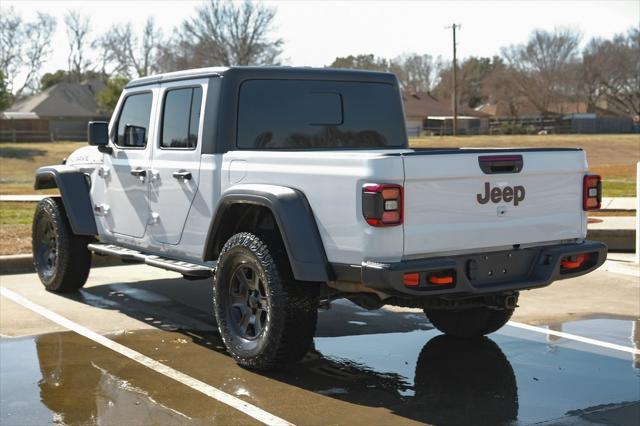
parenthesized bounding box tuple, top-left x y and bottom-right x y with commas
(125, 66, 398, 88)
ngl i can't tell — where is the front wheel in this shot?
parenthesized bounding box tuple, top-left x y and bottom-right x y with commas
(32, 197, 92, 292)
(213, 232, 318, 370)
(425, 305, 515, 338)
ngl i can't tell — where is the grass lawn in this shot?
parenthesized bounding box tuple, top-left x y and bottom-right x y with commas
(0, 141, 83, 195)
(0, 135, 637, 255)
(0, 202, 35, 255)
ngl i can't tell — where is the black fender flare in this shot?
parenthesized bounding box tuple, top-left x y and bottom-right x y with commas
(203, 186, 332, 282)
(34, 165, 97, 236)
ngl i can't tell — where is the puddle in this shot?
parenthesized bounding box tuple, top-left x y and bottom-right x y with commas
(2, 320, 640, 426)
(0, 333, 253, 425)
(2, 282, 639, 425)
(542, 317, 640, 349)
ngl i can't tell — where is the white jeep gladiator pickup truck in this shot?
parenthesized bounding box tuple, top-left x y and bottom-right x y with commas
(32, 67, 607, 370)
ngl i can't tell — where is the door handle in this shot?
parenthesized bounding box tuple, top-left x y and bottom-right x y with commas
(172, 170, 192, 180)
(130, 168, 147, 177)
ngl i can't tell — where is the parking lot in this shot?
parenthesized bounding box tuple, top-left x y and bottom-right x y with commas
(1, 255, 639, 425)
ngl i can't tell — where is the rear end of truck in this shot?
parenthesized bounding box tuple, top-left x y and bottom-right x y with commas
(359, 147, 607, 300)
(357, 143, 606, 338)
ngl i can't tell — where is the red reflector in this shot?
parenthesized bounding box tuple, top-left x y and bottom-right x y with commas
(561, 254, 588, 270)
(428, 273, 454, 285)
(382, 210, 401, 223)
(403, 273, 420, 287)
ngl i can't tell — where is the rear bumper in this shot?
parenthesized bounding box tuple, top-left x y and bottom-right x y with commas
(343, 240, 607, 298)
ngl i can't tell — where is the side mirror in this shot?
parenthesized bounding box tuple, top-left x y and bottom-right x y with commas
(88, 121, 112, 154)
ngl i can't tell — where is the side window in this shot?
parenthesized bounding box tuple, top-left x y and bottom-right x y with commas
(161, 87, 203, 149)
(116, 92, 153, 148)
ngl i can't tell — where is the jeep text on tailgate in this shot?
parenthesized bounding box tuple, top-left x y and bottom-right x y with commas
(31, 67, 607, 370)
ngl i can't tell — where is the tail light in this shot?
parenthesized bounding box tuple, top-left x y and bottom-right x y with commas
(583, 174, 601, 210)
(362, 184, 403, 227)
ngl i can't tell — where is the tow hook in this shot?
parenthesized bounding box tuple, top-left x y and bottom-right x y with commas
(495, 294, 519, 310)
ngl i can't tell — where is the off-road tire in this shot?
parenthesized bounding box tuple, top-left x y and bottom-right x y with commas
(213, 232, 319, 370)
(32, 197, 92, 292)
(424, 305, 515, 338)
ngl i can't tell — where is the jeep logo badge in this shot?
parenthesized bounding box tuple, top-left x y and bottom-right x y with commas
(477, 182, 525, 206)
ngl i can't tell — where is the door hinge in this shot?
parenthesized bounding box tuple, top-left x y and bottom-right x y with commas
(94, 204, 110, 216)
(98, 166, 110, 178)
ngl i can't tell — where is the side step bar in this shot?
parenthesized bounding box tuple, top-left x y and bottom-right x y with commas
(88, 243, 214, 278)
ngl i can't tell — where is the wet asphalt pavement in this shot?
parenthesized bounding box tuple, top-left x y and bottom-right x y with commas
(1, 264, 639, 425)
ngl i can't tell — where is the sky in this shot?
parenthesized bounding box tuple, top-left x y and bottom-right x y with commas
(3, 0, 639, 75)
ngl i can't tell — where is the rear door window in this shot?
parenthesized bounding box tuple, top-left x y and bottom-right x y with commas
(116, 92, 153, 148)
(161, 87, 203, 149)
(237, 80, 406, 149)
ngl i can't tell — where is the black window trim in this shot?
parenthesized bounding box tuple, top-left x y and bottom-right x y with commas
(159, 84, 203, 151)
(234, 78, 407, 151)
(113, 90, 154, 150)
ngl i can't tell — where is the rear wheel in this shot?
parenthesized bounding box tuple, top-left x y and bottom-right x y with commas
(213, 232, 318, 370)
(425, 305, 515, 338)
(32, 197, 92, 292)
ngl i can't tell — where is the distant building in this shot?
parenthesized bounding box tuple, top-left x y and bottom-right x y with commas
(475, 99, 634, 134)
(402, 92, 489, 136)
(1, 80, 108, 142)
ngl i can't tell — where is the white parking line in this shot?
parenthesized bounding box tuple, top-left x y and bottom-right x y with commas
(507, 320, 640, 355)
(0, 287, 294, 426)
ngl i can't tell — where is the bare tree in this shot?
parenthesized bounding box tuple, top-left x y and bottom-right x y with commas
(100, 17, 162, 78)
(64, 10, 91, 80)
(0, 7, 22, 93)
(431, 56, 501, 108)
(0, 7, 56, 97)
(501, 28, 581, 114)
(162, 0, 282, 70)
(394, 53, 443, 93)
(329, 54, 393, 72)
(582, 28, 640, 117)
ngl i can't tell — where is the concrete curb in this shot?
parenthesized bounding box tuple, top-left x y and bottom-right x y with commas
(0, 254, 124, 275)
(587, 229, 636, 251)
(0, 230, 635, 275)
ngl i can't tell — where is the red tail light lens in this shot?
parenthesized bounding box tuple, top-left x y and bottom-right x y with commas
(583, 174, 601, 210)
(362, 184, 403, 227)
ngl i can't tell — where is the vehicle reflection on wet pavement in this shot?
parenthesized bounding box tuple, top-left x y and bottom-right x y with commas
(1, 281, 639, 425)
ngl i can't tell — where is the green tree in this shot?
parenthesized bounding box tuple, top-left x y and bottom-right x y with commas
(41, 69, 106, 90)
(97, 77, 128, 114)
(40, 70, 70, 90)
(0, 71, 12, 110)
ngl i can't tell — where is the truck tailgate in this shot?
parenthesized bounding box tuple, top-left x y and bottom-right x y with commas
(402, 149, 587, 258)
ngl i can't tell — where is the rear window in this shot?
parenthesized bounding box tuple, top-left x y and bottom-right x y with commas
(161, 87, 203, 149)
(237, 80, 406, 149)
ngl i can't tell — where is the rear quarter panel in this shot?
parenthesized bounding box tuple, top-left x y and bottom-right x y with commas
(221, 150, 407, 264)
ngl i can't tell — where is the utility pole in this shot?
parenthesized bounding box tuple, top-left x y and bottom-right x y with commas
(446, 24, 460, 136)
